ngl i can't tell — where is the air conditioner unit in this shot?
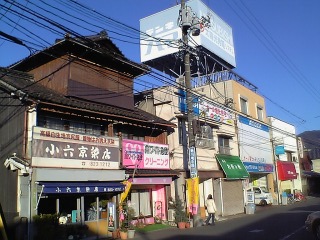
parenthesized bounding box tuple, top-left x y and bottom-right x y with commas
(201, 125, 212, 139)
(196, 139, 205, 148)
(205, 139, 215, 149)
(168, 209, 175, 222)
(196, 138, 215, 149)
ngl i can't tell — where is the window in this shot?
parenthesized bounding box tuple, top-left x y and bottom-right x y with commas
(38, 116, 65, 130)
(257, 106, 264, 121)
(218, 136, 231, 155)
(69, 121, 85, 134)
(286, 151, 293, 162)
(130, 190, 151, 217)
(240, 97, 248, 114)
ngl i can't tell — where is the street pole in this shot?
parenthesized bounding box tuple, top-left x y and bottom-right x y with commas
(181, 0, 195, 148)
(180, 0, 200, 227)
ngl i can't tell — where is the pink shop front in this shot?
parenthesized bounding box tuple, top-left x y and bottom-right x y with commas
(122, 139, 178, 224)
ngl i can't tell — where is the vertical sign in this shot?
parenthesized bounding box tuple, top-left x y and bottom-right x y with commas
(108, 202, 116, 231)
(189, 146, 198, 178)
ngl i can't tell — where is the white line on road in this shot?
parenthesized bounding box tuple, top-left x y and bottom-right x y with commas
(249, 229, 264, 233)
(279, 226, 305, 240)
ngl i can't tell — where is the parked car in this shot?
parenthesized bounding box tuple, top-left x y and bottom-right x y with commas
(305, 211, 320, 239)
(247, 186, 273, 206)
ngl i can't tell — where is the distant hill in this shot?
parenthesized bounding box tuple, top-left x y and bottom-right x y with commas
(298, 130, 320, 159)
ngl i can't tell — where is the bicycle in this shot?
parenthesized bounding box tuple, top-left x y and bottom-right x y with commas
(287, 193, 295, 204)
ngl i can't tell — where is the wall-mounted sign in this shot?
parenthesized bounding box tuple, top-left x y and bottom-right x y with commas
(275, 145, 285, 155)
(238, 116, 273, 165)
(32, 127, 120, 169)
(189, 147, 198, 178)
(122, 139, 169, 170)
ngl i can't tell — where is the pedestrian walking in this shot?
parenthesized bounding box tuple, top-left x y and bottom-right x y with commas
(204, 194, 217, 226)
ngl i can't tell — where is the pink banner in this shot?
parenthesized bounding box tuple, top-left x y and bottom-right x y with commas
(152, 186, 167, 221)
(122, 139, 169, 170)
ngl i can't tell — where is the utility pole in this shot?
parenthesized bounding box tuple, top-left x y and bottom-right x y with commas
(181, 0, 195, 149)
(180, 0, 200, 227)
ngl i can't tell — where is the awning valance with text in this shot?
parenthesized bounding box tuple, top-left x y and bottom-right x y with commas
(277, 161, 297, 181)
(216, 154, 249, 179)
(37, 181, 125, 194)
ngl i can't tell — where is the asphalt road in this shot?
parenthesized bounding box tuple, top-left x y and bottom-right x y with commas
(133, 196, 320, 240)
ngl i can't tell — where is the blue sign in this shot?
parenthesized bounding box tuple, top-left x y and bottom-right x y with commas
(243, 162, 274, 173)
(178, 89, 199, 114)
(38, 182, 125, 194)
(275, 145, 285, 155)
(238, 115, 269, 132)
(189, 147, 198, 178)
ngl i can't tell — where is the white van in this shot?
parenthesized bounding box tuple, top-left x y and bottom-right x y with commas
(247, 186, 273, 206)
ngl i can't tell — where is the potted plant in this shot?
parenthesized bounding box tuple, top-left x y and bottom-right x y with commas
(127, 206, 136, 239)
(119, 223, 128, 240)
(173, 197, 188, 229)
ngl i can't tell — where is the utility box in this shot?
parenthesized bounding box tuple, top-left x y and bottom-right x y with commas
(281, 192, 288, 205)
(245, 203, 255, 214)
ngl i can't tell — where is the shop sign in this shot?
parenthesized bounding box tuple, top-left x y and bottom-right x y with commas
(39, 182, 125, 194)
(130, 177, 172, 185)
(275, 145, 285, 155)
(107, 202, 116, 231)
(122, 139, 169, 169)
(243, 162, 274, 173)
(32, 127, 119, 169)
(189, 147, 198, 178)
(197, 99, 234, 125)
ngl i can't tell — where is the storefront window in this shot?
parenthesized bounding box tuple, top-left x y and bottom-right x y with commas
(131, 190, 151, 217)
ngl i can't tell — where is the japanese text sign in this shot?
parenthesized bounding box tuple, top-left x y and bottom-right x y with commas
(122, 139, 170, 170)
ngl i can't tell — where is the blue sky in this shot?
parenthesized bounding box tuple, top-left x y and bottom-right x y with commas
(1, 0, 319, 134)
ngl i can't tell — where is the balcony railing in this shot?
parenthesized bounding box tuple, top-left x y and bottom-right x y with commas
(219, 146, 231, 155)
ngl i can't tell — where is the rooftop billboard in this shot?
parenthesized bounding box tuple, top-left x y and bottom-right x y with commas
(140, 0, 236, 69)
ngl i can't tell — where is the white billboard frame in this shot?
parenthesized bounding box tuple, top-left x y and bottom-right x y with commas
(140, 0, 236, 67)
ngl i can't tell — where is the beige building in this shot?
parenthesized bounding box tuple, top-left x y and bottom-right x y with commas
(194, 72, 276, 204)
(135, 81, 249, 218)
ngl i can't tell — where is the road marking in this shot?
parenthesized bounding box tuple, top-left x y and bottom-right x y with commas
(249, 229, 264, 233)
(279, 226, 305, 240)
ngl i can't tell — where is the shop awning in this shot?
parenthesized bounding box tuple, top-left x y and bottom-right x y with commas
(37, 182, 125, 194)
(302, 170, 320, 178)
(216, 154, 249, 179)
(277, 161, 297, 181)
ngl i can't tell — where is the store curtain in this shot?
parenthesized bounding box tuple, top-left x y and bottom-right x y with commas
(131, 192, 139, 217)
(140, 191, 151, 216)
(131, 190, 151, 217)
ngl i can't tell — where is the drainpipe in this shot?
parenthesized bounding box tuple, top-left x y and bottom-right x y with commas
(28, 168, 33, 240)
(219, 178, 224, 216)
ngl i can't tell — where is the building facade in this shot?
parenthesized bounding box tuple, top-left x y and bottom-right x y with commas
(0, 32, 175, 239)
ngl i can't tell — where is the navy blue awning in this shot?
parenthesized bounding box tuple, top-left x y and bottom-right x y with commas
(37, 182, 125, 194)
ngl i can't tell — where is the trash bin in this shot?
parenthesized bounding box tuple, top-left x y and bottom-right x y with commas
(245, 203, 255, 214)
(281, 192, 288, 205)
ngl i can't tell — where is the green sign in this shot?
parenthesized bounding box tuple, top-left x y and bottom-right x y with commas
(216, 154, 249, 179)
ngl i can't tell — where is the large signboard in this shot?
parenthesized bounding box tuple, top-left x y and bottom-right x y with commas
(32, 127, 120, 169)
(238, 116, 273, 173)
(122, 139, 170, 170)
(140, 0, 236, 67)
(178, 91, 233, 125)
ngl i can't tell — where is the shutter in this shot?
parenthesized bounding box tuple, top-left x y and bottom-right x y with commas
(215, 180, 244, 216)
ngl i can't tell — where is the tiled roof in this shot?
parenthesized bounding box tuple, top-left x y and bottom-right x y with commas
(0, 68, 175, 128)
(10, 33, 150, 78)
